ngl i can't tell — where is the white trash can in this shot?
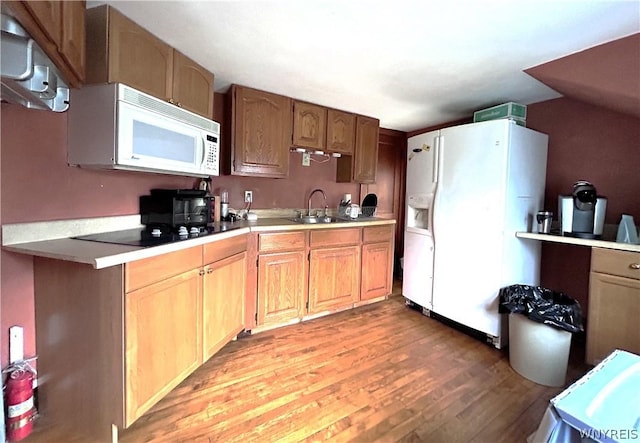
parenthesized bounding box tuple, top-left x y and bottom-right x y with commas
(508, 314, 572, 387)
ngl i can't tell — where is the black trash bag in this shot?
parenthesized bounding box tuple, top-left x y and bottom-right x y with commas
(498, 284, 584, 334)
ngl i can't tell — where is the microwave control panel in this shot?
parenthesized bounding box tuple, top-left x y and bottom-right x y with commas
(205, 134, 219, 176)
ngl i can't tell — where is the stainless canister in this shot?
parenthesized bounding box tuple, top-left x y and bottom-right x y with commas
(536, 211, 553, 234)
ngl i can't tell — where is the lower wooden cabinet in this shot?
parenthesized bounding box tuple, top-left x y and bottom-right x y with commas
(253, 225, 395, 329)
(308, 245, 360, 313)
(203, 251, 247, 361)
(258, 251, 307, 325)
(361, 226, 394, 300)
(125, 268, 203, 425)
(33, 234, 247, 440)
(586, 248, 640, 365)
(256, 231, 307, 327)
(308, 228, 361, 314)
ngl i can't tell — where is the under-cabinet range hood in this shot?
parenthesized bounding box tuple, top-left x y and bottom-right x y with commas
(1, 13, 70, 112)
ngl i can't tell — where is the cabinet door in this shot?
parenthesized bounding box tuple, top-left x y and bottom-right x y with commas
(586, 272, 640, 365)
(23, 1, 62, 48)
(60, 0, 86, 80)
(258, 251, 306, 325)
(125, 268, 202, 426)
(232, 85, 292, 178)
(308, 246, 360, 314)
(108, 6, 173, 101)
(326, 109, 355, 154)
(353, 115, 380, 183)
(293, 101, 326, 150)
(172, 50, 215, 119)
(203, 252, 246, 361)
(361, 241, 393, 300)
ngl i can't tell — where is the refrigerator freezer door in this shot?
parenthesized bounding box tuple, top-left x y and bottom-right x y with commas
(402, 230, 434, 309)
(432, 121, 510, 339)
(406, 131, 437, 197)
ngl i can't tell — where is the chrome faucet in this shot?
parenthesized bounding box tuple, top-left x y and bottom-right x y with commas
(308, 188, 327, 217)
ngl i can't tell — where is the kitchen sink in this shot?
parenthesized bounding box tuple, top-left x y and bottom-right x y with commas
(289, 216, 338, 224)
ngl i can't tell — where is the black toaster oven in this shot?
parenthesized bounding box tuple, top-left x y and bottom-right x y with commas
(140, 189, 212, 230)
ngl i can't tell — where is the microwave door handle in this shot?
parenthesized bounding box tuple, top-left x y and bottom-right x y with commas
(200, 136, 207, 167)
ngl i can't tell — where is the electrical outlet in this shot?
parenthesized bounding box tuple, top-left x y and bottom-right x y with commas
(302, 152, 311, 166)
(244, 190, 253, 203)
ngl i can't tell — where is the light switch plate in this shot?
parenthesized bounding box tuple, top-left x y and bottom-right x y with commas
(302, 152, 311, 166)
(9, 325, 24, 363)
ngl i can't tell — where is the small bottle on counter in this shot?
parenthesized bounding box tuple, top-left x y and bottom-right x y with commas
(220, 189, 229, 221)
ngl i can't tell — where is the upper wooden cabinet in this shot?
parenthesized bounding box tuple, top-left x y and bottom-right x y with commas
(85, 5, 214, 118)
(230, 85, 292, 178)
(292, 104, 355, 155)
(172, 50, 215, 118)
(293, 101, 326, 151)
(327, 109, 356, 154)
(6, 0, 86, 87)
(337, 115, 380, 183)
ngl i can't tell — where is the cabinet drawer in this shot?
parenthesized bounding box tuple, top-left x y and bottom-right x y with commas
(126, 246, 203, 292)
(203, 234, 248, 264)
(363, 225, 393, 244)
(310, 228, 360, 248)
(259, 231, 306, 253)
(591, 248, 640, 280)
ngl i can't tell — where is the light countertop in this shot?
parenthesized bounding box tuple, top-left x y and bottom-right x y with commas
(516, 231, 640, 253)
(2, 216, 396, 269)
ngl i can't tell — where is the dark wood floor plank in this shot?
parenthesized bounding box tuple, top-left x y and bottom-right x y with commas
(24, 291, 590, 443)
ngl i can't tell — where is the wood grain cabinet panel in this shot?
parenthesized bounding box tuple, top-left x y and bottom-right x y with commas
(86, 5, 214, 118)
(326, 109, 355, 154)
(586, 248, 640, 365)
(336, 115, 380, 183)
(172, 50, 215, 118)
(203, 252, 246, 361)
(361, 225, 394, 300)
(259, 231, 306, 253)
(23, 1, 62, 47)
(293, 101, 326, 150)
(60, 1, 86, 80)
(231, 85, 292, 177)
(308, 245, 360, 313)
(258, 251, 306, 325)
(361, 242, 393, 300)
(353, 115, 380, 183)
(125, 268, 203, 426)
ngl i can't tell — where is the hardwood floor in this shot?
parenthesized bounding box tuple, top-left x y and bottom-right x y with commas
(26, 287, 590, 442)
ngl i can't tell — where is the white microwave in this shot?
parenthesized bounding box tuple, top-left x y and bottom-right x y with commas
(68, 83, 219, 178)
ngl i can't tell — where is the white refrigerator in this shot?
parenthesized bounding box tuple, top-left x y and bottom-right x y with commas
(402, 120, 548, 348)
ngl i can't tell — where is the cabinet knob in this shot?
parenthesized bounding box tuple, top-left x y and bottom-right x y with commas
(199, 269, 205, 276)
(206, 268, 213, 274)
(630, 263, 640, 270)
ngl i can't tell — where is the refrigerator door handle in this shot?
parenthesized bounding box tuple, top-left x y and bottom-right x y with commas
(432, 135, 440, 184)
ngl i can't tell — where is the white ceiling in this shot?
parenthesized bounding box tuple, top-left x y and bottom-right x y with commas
(88, 1, 640, 132)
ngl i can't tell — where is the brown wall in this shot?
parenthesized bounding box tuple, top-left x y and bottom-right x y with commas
(526, 97, 640, 317)
(0, 93, 361, 367)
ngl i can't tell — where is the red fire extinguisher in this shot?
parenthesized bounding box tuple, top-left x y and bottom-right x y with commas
(4, 365, 37, 442)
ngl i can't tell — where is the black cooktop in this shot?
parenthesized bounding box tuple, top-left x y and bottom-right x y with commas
(72, 225, 242, 248)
